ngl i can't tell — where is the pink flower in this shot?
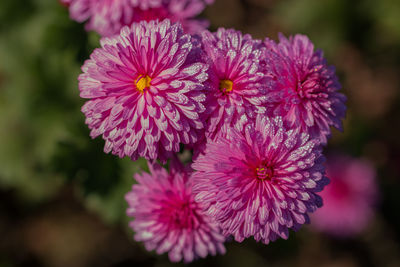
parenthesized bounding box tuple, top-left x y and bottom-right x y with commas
(196, 28, 267, 151)
(125, 158, 226, 263)
(62, 0, 213, 36)
(311, 155, 378, 237)
(192, 115, 328, 244)
(263, 34, 346, 144)
(79, 20, 209, 162)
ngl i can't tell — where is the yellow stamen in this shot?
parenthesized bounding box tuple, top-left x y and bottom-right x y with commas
(136, 75, 152, 93)
(256, 166, 274, 180)
(219, 79, 233, 94)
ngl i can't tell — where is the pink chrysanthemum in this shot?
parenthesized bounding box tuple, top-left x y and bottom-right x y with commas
(125, 159, 226, 263)
(79, 20, 209, 162)
(199, 28, 267, 144)
(263, 34, 346, 144)
(62, 0, 213, 36)
(192, 115, 328, 244)
(311, 155, 378, 237)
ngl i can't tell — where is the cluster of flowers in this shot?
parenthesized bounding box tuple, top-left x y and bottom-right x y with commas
(63, 0, 350, 263)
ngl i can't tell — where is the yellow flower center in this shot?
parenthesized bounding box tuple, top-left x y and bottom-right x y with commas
(219, 79, 233, 94)
(136, 75, 152, 93)
(256, 166, 274, 181)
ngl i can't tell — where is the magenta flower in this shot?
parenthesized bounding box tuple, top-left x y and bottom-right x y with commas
(79, 20, 209, 162)
(62, 0, 213, 36)
(192, 115, 328, 244)
(125, 159, 226, 263)
(311, 155, 378, 237)
(263, 34, 346, 144)
(199, 28, 267, 146)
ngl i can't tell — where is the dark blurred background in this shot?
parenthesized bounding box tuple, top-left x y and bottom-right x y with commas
(0, 0, 399, 266)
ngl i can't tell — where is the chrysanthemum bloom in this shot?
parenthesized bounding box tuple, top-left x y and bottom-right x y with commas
(192, 115, 328, 244)
(263, 34, 346, 144)
(311, 155, 378, 237)
(125, 159, 226, 263)
(198, 28, 267, 146)
(62, 0, 213, 36)
(79, 20, 209, 162)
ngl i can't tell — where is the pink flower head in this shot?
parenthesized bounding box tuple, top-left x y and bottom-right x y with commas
(311, 155, 378, 237)
(263, 34, 346, 144)
(192, 115, 328, 244)
(125, 158, 226, 263)
(62, 0, 213, 36)
(199, 28, 267, 144)
(79, 20, 209, 162)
